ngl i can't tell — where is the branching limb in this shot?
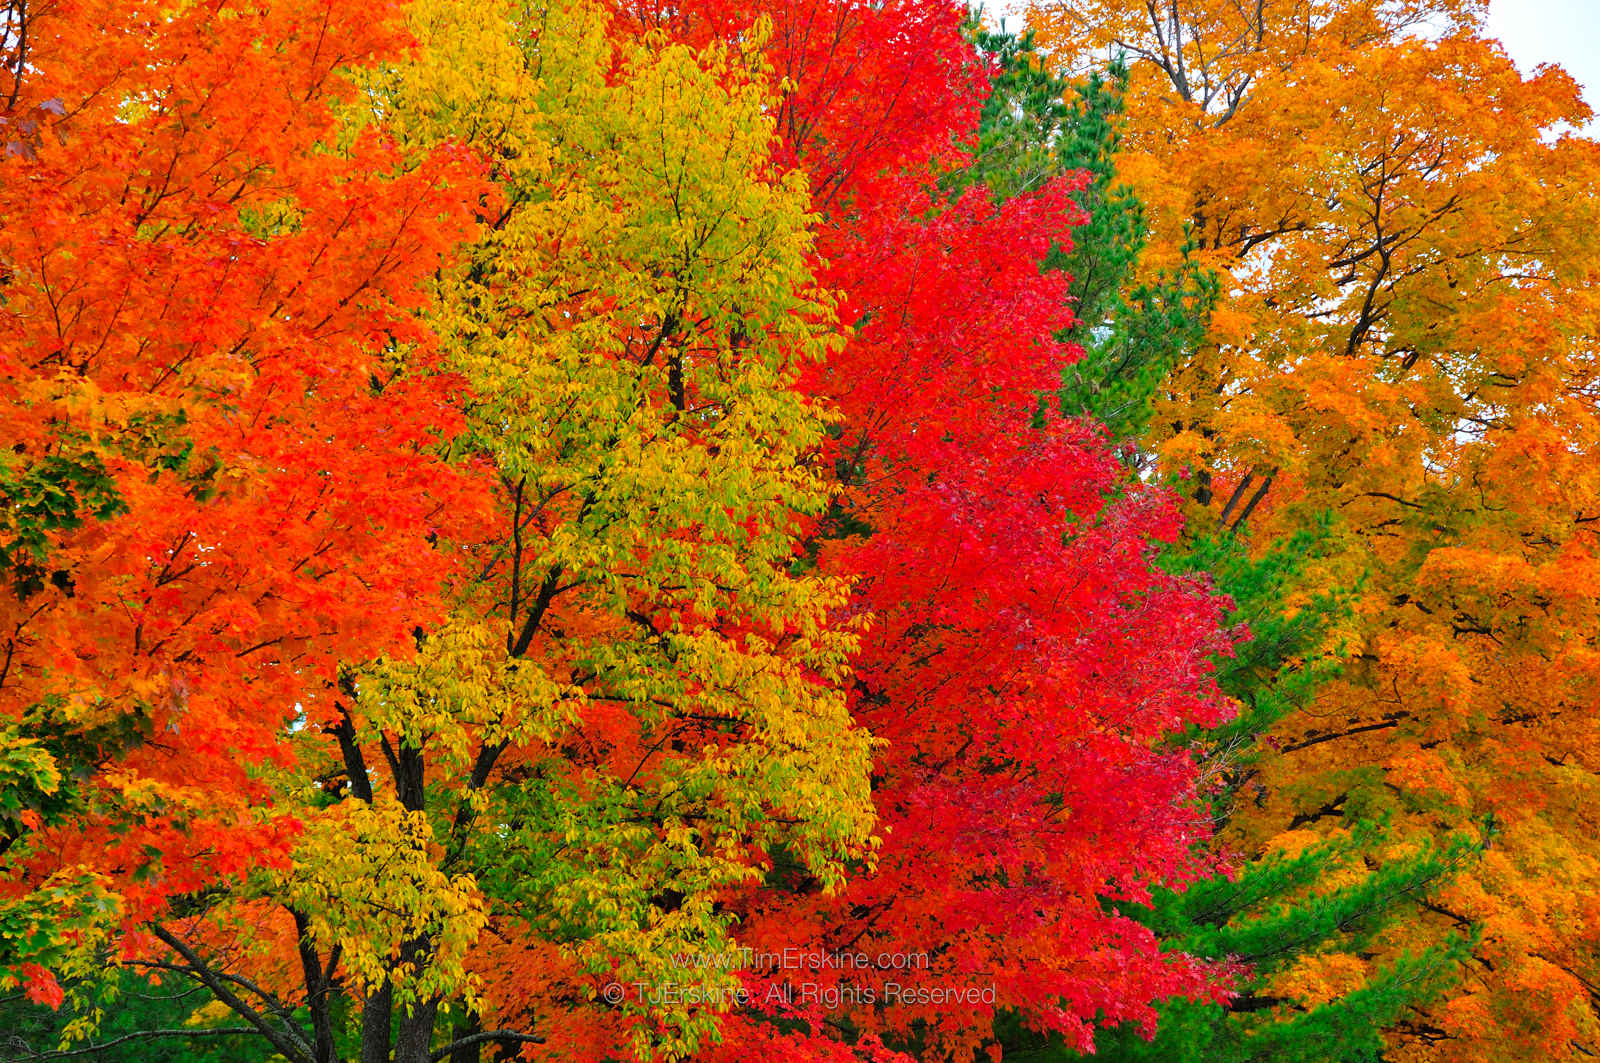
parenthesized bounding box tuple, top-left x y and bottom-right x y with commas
(429, 1029, 546, 1062)
(147, 924, 316, 1063)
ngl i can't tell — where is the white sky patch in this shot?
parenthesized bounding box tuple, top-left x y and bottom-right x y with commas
(979, 0, 1596, 137)
(1487, 0, 1599, 133)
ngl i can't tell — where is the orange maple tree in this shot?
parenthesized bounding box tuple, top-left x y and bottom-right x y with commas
(1026, 0, 1600, 1057)
(0, 0, 482, 1018)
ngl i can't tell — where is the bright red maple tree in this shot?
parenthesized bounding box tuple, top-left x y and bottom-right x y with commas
(588, 0, 1243, 1058)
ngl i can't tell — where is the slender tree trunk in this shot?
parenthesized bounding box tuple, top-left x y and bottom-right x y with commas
(293, 909, 339, 1063)
(1231, 466, 1278, 531)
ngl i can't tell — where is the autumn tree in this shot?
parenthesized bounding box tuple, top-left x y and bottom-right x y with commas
(0, 0, 480, 1035)
(277, 3, 876, 1058)
(1026, 0, 1600, 1057)
(2, 1, 876, 1061)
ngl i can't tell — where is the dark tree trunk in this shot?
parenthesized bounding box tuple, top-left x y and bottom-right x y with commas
(450, 1011, 483, 1063)
(293, 909, 339, 1063)
(394, 999, 441, 1063)
(360, 982, 394, 1063)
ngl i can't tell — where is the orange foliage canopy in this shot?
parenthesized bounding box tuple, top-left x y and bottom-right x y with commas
(0, 0, 482, 1003)
(1027, 0, 1600, 1057)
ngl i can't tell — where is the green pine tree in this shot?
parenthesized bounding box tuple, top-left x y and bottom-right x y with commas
(956, 18, 1216, 443)
(0, 967, 282, 1063)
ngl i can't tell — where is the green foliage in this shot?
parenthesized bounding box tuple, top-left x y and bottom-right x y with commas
(1127, 532, 1469, 1062)
(961, 19, 1217, 441)
(1168, 524, 1350, 800)
(996, 526, 1471, 1062)
(0, 969, 278, 1063)
(0, 443, 125, 598)
(0, 724, 124, 1019)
